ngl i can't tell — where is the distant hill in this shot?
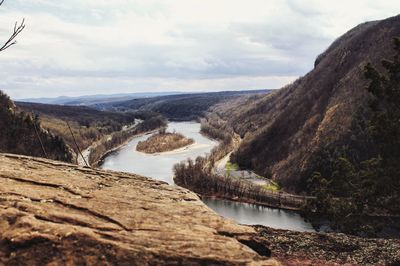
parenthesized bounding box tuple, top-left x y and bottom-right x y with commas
(214, 15, 400, 192)
(16, 101, 139, 158)
(18, 91, 184, 106)
(0, 91, 73, 162)
(17, 101, 138, 126)
(97, 90, 271, 121)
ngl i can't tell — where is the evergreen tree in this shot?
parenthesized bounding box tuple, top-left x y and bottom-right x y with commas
(305, 38, 400, 235)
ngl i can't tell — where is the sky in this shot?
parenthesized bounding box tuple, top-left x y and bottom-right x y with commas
(0, 1, 399, 99)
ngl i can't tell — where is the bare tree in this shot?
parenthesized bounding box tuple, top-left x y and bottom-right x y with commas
(0, 0, 25, 52)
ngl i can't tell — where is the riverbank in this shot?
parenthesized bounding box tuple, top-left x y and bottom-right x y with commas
(214, 152, 280, 189)
(101, 121, 315, 231)
(175, 125, 312, 211)
(136, 132, 194, 154)
(77, 120, 142, 167)
(174, 158, 310, 211)
(78, 115, 167, 167)
(149, 142, 210, 155)
(94, 129, 160, 167)
(101, 121, 220, 185)
(200, 195, 305, 212)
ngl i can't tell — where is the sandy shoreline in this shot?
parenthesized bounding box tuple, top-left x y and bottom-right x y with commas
(136, 142, 213, 156)
(91, 129, 160, 167)
(94, 123, 218, 167)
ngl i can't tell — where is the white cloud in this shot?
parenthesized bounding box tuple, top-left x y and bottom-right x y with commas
(0, 0, 399, 98)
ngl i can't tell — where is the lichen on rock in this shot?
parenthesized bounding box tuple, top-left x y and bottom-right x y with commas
(0, 153, 279, 265)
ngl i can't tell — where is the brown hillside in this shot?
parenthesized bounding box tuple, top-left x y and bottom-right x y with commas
(0, 91, 73, 162)
(17, 101, 137, 155)
(213, 15, 400, 191)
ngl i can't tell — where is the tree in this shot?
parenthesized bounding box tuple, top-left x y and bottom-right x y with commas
(304, 37, 400, 236)
(362, 37, 400, 212)
(0, 0, 25, 52)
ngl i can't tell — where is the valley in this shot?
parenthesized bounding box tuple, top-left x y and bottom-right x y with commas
(100, 121, 314, 231)
(17, 101, 167, 166)
(1, 3, 400, 264)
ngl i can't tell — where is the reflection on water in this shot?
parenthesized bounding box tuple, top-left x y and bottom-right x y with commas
(202, 197, 315, 232)
(101, 121, 218, 184)
(101, 121, 315, 231)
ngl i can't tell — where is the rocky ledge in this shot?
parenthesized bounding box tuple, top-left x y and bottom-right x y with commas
(0, 153, 278, 265)
(257, 226, 400, 266)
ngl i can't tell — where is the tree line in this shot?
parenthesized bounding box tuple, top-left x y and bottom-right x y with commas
(0, 91, 73, 162)
(89, 114, 167, 166)
(173, 155, 304, 209)
(304, 38, 400, 237)
(174, 117, 304, 209)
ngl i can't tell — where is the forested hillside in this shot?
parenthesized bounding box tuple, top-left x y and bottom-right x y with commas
(0, 91, 73, 162)
(204, 15, 400, 235)
(17, 102, 138, 157)
(303, 37, 400, 235)
(17, 102, 138, 128)
(213, 15, 400, 192)
(96, 90, 270, 121)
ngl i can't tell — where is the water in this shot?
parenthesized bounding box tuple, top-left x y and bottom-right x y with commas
(101, 121, 314, 232)
(101, 121, 218, 184)
(202, 198, 315, 231)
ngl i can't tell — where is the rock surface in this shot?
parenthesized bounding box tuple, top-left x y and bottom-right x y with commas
(257, 226, 400, 266)
(0, 153, 279, 265)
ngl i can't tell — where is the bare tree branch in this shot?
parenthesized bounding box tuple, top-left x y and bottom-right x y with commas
(0, 0, 25, 53)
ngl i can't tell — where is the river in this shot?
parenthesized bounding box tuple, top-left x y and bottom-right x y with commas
(101, 121, 315, 232)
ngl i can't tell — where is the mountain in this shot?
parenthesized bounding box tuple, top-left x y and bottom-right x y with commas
(0, 91, 73, 162)
(18, 92, 184, 106)
(17, 101, 138, 125)
(16, 101, 138, 157)
(98, 90, 270, 121)
(214, 15, 400, 192)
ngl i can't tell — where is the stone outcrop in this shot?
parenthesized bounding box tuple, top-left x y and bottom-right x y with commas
(0, 153, 279, 265)
(257, 226, 400, 266)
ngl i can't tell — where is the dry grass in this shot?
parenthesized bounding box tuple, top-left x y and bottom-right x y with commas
(211, 16, 400, 192)
(40, 115, 103, 154)
(137, 132, 194, 154)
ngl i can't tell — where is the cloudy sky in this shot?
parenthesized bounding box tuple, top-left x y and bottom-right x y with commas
(0, 0, 399, 99)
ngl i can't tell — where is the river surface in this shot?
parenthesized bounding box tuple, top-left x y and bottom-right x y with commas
(101, 121, 315, 232)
